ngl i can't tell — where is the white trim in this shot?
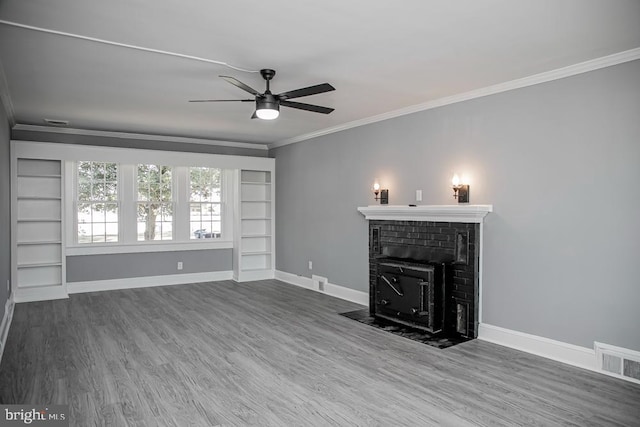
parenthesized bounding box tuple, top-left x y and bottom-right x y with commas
(12, 141, 274, 170)
(275, 270, 368, 306)
(478, 323, 597, 372)
(270, 48, 640, 149)
(67, 271, 233, 294)
(0, 58, 16, 126)
(13, 286, 69, 303)
(235, 269, 275, 282)
(66, 240, 233, 256)
(276, 270, 315, 290)
(0, 296, 15, 365)
(13, 140, 274, 262)
(478, 222, 484, 323)
(13, 124, 269, 151)
(357, 204, 493, 223)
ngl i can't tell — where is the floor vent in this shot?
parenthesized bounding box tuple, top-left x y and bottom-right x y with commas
(595, 342, 640, 384)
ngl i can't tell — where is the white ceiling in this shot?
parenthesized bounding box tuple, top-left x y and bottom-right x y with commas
(1, 0, 639, 147)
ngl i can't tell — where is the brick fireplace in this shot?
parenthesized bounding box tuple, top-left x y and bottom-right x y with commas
(358, 205, 492, 339)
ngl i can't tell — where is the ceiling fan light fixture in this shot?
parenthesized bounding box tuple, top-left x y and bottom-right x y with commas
(256, 107, 279, 120)
(256, 95, 280, 120)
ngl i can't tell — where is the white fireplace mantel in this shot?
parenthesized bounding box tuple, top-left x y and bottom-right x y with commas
(357, 204, 493, 223)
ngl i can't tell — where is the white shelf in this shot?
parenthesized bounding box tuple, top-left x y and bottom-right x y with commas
(242, 250, 270, 256)
(357, 204, 493, 223)
(14, 158, 65, 295)
(241, 181, 272, 185)
(234, 169, 274, 282)
(17, 240, 62, 245)
(17, 174, 61, 179)
(17, 196, 62, 201)
(18, 261, 63, 268)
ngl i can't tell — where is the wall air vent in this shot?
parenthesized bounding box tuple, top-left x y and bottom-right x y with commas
(43, 119, 70, 126)
(595, 342, 640, 385)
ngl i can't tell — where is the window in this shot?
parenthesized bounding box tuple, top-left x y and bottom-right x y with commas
(76, 161, 119, 243)
(70, 155, 236, 250)
(190, 167, 222, 239)
(137, 164, 173, 241)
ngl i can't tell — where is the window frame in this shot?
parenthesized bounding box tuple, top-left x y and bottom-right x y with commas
(188, 166, 224, 241)
(67, 162, 235, 255)
(136, 164, 175, 242)
(74, 161, 120, 244)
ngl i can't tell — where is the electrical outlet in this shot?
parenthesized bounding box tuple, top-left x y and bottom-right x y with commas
(177, 262, 183, 270)
(416, 190, 422, 202)
(308, 261, 313, 270)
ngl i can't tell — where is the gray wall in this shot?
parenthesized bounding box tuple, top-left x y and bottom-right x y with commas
(0, 101, 9, 320)
(66, 249, 232, 282)
(272, 60, 640, 351)
(11, 129, 268, 158)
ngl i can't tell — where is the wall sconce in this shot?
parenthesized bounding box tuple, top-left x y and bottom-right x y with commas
(373, 179, 388, 204)
(452, 174, 469, 203)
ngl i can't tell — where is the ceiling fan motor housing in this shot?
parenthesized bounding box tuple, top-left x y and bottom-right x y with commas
(257, 92, 279, 112)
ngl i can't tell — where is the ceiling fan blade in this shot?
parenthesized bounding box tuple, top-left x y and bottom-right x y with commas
(278, 83, 335, 100)
(220, 76, 261, 96)
(188, 99, 253, 103)
(251, 111, 258, 119)
(280, 100, 334, 114)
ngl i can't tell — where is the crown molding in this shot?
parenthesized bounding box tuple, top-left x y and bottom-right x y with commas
(12, 124, 269, 151)
(0, 58, 16, 127)
(270, 47, 640, 149)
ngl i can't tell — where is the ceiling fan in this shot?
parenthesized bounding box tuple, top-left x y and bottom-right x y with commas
(189, 69, 335, 120)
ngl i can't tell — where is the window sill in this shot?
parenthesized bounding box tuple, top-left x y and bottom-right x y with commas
(66, 240, 233, 256)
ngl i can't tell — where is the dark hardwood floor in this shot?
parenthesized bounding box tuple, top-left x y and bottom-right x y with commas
(1, 279, 639, 426)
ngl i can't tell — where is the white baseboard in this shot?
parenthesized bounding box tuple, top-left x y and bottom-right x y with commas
(67, 271, 233, 294)
(235, 269, 275, 283)
(13, 286, 69, 303)
(275, 270, 368, 306)
(0, 296, 16, 365)
(478, 323, 597, 372)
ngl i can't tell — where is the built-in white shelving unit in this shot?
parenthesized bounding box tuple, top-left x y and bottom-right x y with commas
(11, 141, 276, 302)
(233, 170, 275, 281)
(12, 158, 67, 301)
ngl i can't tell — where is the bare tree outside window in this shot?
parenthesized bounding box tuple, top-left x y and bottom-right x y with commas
(137, 165, 173, 241)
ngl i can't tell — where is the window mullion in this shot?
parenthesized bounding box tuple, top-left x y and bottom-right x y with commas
(120, 164, 137, 244)
(173, 166, 188, 241)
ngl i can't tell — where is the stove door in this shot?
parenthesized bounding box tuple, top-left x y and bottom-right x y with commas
(375, 263, 436, 330)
